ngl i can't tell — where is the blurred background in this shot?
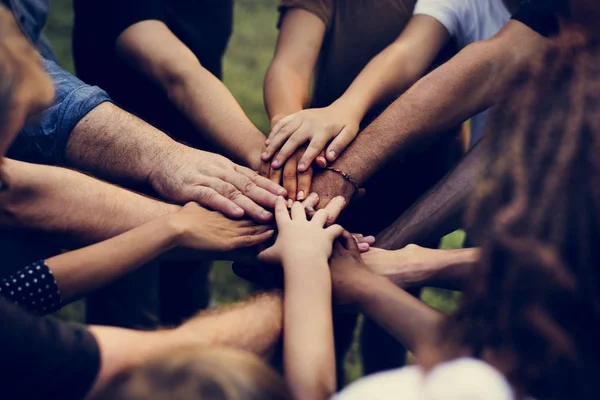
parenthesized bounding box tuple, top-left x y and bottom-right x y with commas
(45, 0, 463, 382)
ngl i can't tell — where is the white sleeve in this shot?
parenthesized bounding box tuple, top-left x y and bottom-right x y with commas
(423, 358, 515, 400)
(334, 366, 423, 400)
(413, 0, 465, 39)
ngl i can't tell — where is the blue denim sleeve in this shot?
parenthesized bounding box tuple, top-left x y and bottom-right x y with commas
(7, 59, 112, 166)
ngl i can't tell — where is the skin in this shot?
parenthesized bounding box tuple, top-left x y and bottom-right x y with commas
(259, 198, 343, 400)
(330, 233, 443, 354)
(115, 20, 266, 170)
(310, 19, 550, 210)
(263, 15, 450, 171)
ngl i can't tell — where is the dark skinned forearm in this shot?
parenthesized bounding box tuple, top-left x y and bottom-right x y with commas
(333, 21, 548, 185)
(377, 140, 485, 250)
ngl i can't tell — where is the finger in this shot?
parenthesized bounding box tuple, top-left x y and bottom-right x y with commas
(282, 156, 298, 201)
(298, 135, 329, 172)
(342, 230, 360, 252)
(326, 224, 345, 240)
(322, 196, 347, 226)
(311, 209, 330, 227)
(259, 157, 271, 177)
(296, 164, 312, 202)
(237, 165, 287, 198)
(187, 186, 244, 219)
(271, 127, 310, 169)
(268, 114, 296, 143)
(269, 163, 282, 186)
(315, 150, 328, 169)
(358, 242, 370, 253)
(239, 223, 274, 236)
(263, 119, 304, 162)
(326, 126, 357, 162)
(257, 245, 278, 264)
(290, 201, 307, 221)
(208, 177, 273, 222)
(236, 229, 276, 248)
(301, 192, 319, 209)
(273, 196, 291, 228)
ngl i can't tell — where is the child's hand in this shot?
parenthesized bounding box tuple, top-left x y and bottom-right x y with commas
(258, 197, 344, 266)
(170, 202, 274, 252)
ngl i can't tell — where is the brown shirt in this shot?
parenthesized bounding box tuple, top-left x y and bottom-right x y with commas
(279, 0, 417, 110)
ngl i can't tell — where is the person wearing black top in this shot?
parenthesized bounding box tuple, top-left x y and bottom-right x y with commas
(72, 0, 276, 329)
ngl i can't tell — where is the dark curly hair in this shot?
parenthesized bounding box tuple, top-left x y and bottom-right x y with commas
(441, 29, 600, 399)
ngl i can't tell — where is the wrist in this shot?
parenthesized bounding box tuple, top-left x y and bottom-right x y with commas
(243, 134, 265, 171)
(330, 98, 366, 124)
(161, 213, 190, 249)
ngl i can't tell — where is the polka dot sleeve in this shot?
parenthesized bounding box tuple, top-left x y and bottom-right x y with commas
(0, 261, 62, 315)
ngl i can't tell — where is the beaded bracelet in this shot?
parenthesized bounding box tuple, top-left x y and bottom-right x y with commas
(326, 167, 361, 191)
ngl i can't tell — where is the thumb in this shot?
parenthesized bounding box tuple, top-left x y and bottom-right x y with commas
(342, 230, 360, 253)
(257, 245, 278, 264)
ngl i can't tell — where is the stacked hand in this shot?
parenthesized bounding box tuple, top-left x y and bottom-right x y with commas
(168, 202, 275, 252)
(259, 107, 360, 202)
(149, 147, 287, 223)
(258, 197, 344, 266)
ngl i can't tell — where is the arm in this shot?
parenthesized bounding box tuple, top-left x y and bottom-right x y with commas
(312, 20, 549, 205)
(261, 15, 449, 171)
(331, 235, 442, 354)
(88, 292, 283, 398)
(259, 199, 343, 400)
(66, 102, 285, 222)
(115, 21, 264, 169)
(376, 139, 486, 249)
(264, 8, 325, 125)
(0, 158, 179, 244)
(362, 246, 480, 291)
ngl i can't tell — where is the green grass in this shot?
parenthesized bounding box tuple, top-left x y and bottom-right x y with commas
(45, 0, 462, 382)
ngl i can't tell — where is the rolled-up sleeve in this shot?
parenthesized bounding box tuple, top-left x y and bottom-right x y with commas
(8, 59, 112, 166)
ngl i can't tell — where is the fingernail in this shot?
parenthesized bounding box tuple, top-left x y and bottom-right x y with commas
(298, 162, 306, 171)
(266, 229, 275, 236)
(272, 159, 281, 168)
(262, 211, 272, 219)
(287, 199, 293, 208)
(297, 191, 305, 201)
(265, 138, 271, 145)
(234, 206, 244, 215)
(278, 188, 287, 196)
(335, 196, 346, 204)
(328, 150, 336, 159)
(365, 235, 376, 242)
(359, 243, 369, 251)
(261, 152, 268, 160)
(305, 206, 315, 213)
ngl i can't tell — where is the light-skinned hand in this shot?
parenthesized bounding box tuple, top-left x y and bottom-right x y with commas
(261, 105, 360, 172)
(258, 197, 344, 266)
(168, 202, 274, 252)
(149, 147, 287, 223)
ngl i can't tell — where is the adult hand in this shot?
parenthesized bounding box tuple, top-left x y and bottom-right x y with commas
(169, 202, 274, 252)
(266, 146, 313, 201)
(311, 169, 357, 211)
(149, 146, 287, 223)
(330, 231, 377, 305)
(261, 105, 360, 172)
(258, 197, 344, 265)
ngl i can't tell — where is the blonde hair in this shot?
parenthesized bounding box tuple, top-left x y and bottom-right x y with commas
(95, 346, 291, 400)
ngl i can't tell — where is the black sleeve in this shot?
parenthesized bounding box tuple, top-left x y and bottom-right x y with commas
(109, 0, 165, 39)
(0, 299, 101, 400)
(511, 2, 561, 38)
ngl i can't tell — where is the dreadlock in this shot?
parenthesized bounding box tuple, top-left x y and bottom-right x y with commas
(441, 29, 600, 399)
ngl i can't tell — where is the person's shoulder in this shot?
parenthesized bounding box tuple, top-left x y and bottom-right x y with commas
(335, 366, 422, 400)
(423, 358, 514, 400)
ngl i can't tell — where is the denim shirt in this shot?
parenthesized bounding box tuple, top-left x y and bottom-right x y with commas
(3, 0, 111, 165)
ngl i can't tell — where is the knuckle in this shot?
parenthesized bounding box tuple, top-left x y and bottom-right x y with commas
(242, 181, 257, 194)
(283, 170, 296, 179)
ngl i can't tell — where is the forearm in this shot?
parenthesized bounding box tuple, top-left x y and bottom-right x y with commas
(377, 140, 486, 249)
(46, 215, 179, 302)
(334, 41, 514, 184)
(333, 45, 423, 123)
(355, 273, 442, 353)
(167, 65, 265, 169)
(88, 291, 283, 398)
(0, 158, 179, 244)
(284, 261, 335, 400)
(65, 102, 190, 185)
(264, 63, 310, 123)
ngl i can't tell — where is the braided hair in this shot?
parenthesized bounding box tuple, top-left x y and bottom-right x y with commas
(442, 29, 600, 399)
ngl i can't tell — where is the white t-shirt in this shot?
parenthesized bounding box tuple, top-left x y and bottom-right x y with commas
(413, 0, 512, 145)
(335, 358, 515, 400)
